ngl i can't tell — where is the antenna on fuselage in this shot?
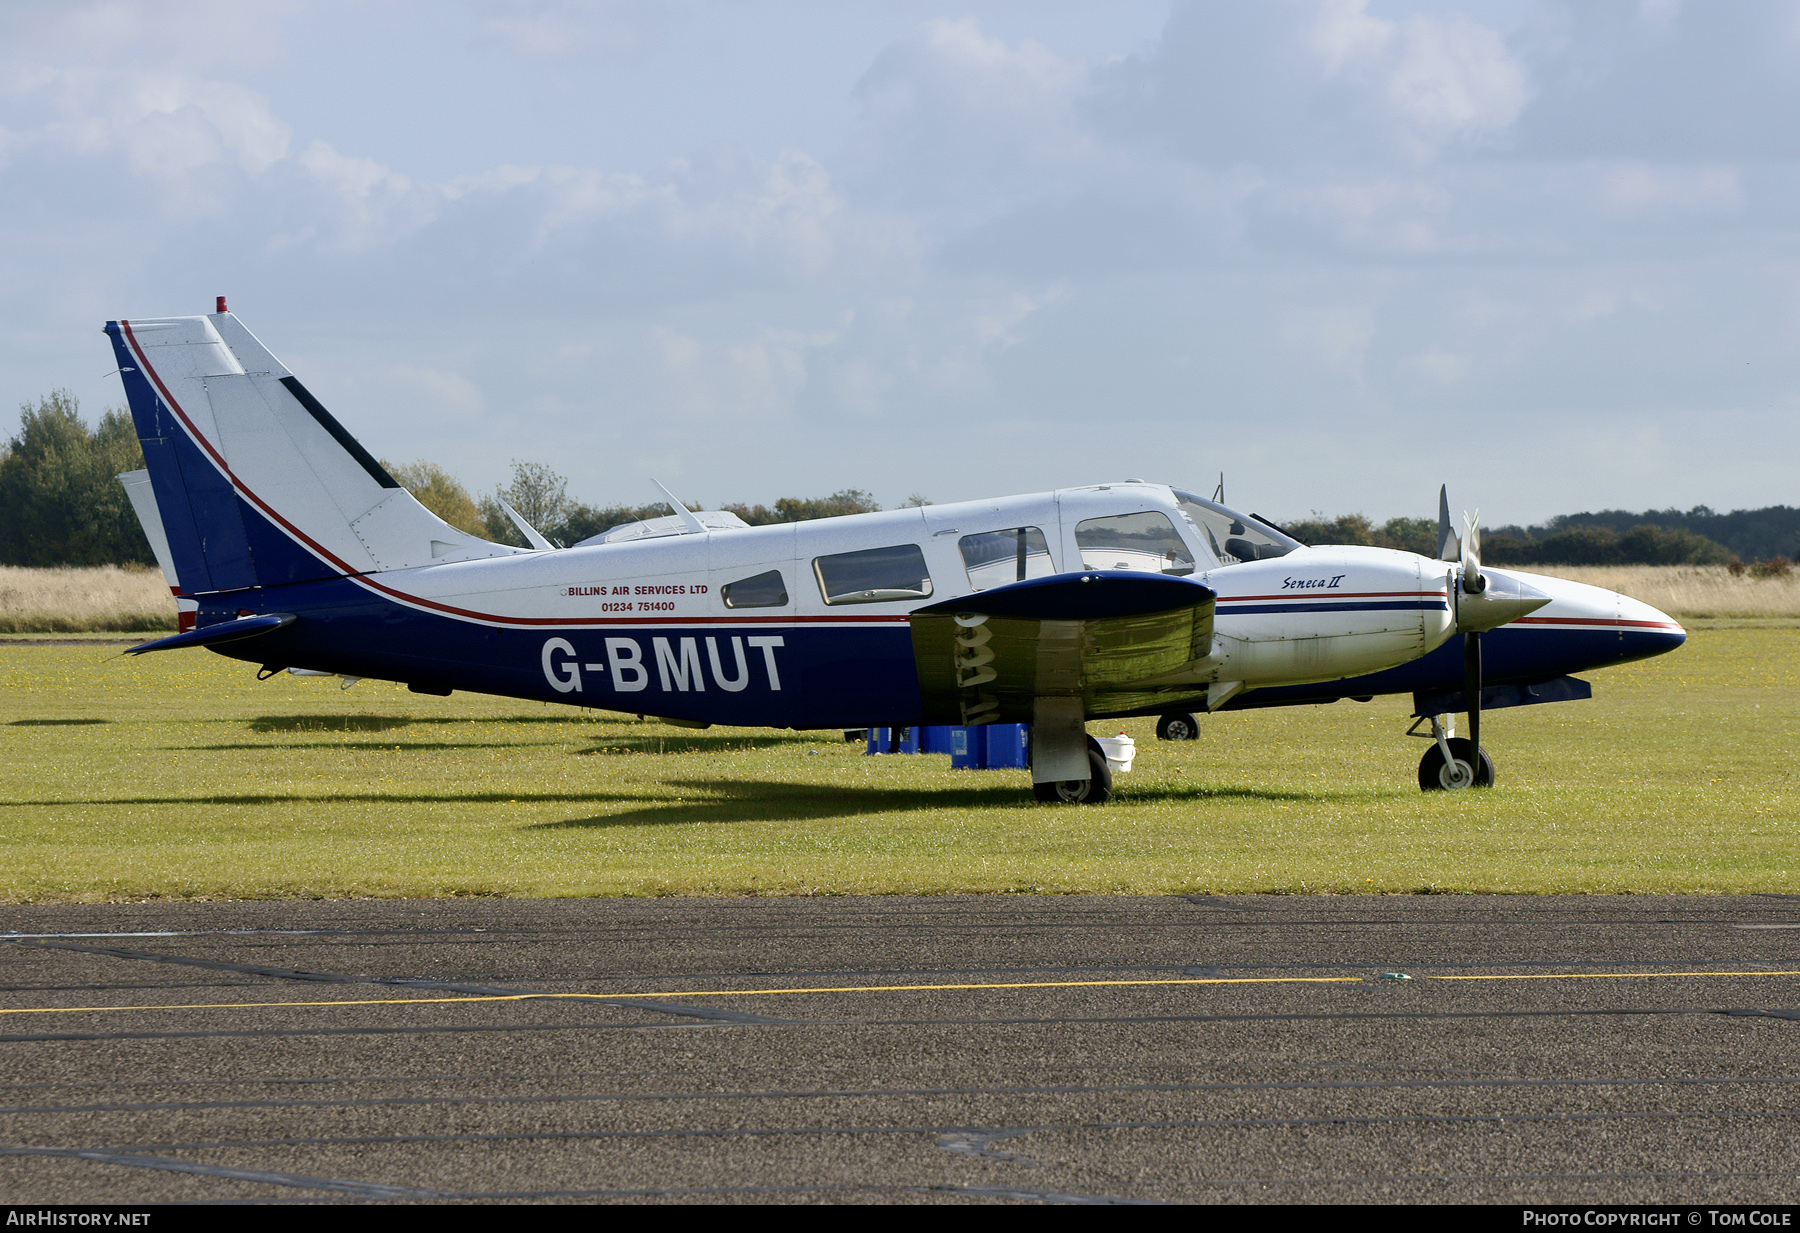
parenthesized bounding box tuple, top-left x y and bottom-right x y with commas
(651, 478, 707, 535)
(1436, 485, 1460, 562)
(498, 500, 555, 551)
(1213, 473, 1225, 504)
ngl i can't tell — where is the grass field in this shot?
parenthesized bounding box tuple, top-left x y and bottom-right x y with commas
(0, 620, 1793, 900)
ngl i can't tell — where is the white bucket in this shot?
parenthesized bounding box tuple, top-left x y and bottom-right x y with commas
(1095, 733, 1135, 774)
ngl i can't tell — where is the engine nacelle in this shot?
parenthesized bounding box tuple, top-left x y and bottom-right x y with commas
(1202, 546, 1457, 689)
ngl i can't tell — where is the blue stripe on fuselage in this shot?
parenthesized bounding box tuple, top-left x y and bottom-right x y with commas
(200, 576, 925, 729)
(1225, 622, 1685, 710)
(1218, 600, 1448, 615)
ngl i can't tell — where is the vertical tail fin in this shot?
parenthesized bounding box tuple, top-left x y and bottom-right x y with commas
(105, 309, 519, 596)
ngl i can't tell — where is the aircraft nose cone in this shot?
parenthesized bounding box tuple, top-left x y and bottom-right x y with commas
(1480, 567, 1687, 675)
(1619, 594, 1686, 660)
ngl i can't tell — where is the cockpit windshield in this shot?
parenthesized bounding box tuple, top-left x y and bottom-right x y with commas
(1172, 490, 1302, 565)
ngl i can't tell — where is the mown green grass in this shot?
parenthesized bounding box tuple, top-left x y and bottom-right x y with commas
(0, 622, 1794, 900)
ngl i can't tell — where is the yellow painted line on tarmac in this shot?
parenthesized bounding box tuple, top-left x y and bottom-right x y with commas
(1430, 970, 1800, 982)
(601, 976, 1361, 998)
(0, 994, 535, 1015)
(2, 969, 1796, 1018)
(0, 976, 1356, 1017)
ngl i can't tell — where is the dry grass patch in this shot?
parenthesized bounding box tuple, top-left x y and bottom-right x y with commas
(1522, 564, 1800, 620)
(0, 565, 176, 633)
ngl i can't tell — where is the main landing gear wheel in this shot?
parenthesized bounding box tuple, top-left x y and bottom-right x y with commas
(1155, 712, 1200, 741)
(1418, 738, 1495, 791)
(1033, 743, 1114, 805)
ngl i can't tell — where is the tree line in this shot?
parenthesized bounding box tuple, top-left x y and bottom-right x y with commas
(0, 391, 1783, 570)
(0, 392, 891, 565)
(1275, 511, 1743, 567)
(384, 456, 889, 548)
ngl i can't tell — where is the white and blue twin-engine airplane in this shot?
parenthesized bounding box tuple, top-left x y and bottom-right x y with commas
(107, 304, 1685, 802)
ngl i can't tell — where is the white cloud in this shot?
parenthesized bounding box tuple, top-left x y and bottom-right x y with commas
(651, 326, 812, 424)
(1593, 161, 1741, 215)
(298, 140, 411, 199)
(380, 364, 488, 421)
(10, 0, 295, 75)
(1396, 346, 1471, 388)
(477, 0, 660, 62)
(285, 140, 434, 252)
(533, 146, 908, 283)
(1376, 11, 1531, 150)
(849, 18, 1098, 202)
(0, 65, 292, 209)
(3, 1, 1799, 521)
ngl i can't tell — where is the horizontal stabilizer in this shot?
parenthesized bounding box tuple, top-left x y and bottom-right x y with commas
(126, 613, 295, 655)
(910, 571, 1217, 725)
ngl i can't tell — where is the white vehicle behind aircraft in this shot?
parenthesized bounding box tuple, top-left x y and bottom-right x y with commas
(107, 303, 1685, 802)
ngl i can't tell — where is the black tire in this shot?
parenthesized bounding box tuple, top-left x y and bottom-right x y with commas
(1156, 712, 1200, 741)
(1418, 738, 1495, 791)
(1032, 745, 1114, 804)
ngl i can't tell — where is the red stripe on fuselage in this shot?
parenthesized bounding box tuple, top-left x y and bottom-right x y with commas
(1216, 590, 1448, 603)
(1509, 615, 1683, 631)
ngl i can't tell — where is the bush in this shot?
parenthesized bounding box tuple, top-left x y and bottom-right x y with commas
(384, 459, 485, 536)
(1283, 513, 1436, 556)
(1483, 523, 1735, 567)
(0, 393, 151, 567)
(723, 489, 882, 525)
(1286, 509, 1738, 568)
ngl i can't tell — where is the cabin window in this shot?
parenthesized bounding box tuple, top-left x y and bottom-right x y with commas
(721, 569, 789, 609)
(813, 544, 934, 605)
(958, 527, 1053, 591)
(1074, 511, 1195, 575)
(1171, 491, 1299, 564)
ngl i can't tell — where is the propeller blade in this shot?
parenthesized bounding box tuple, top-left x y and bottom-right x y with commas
(1460, 509, 1486, 595)
(1463, 630, 1482, 765)
(1436, 485, 1460, 562)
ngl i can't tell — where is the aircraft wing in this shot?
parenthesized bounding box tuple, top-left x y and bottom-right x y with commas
(909, 571, 1217, 725)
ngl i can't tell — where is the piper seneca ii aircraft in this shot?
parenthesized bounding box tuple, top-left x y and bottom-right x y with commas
(107, 304, 1685, 803)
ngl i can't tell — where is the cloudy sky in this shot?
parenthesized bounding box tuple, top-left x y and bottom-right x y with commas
(3, 0, 1797, 524)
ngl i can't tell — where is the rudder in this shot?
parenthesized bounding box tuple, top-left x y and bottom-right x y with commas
(105, 309, 518, 597)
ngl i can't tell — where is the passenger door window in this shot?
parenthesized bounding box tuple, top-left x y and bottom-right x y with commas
(958, 527, 1053, 591)
(1074, 511, 1195, 575)
(813, 544, 934, 605)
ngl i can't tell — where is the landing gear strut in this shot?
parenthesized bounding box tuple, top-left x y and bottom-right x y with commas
(1415, 713, 1495, 791)
(1032, 741, 1114, 804)
(1029, 700, 1114, 805)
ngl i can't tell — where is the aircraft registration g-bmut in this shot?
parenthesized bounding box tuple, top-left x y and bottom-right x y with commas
(108, 303, 1685, 803)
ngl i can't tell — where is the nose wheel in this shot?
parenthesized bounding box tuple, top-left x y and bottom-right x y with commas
(1418, 737, 1494, 790)
(1155, 711, 1200, 741)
